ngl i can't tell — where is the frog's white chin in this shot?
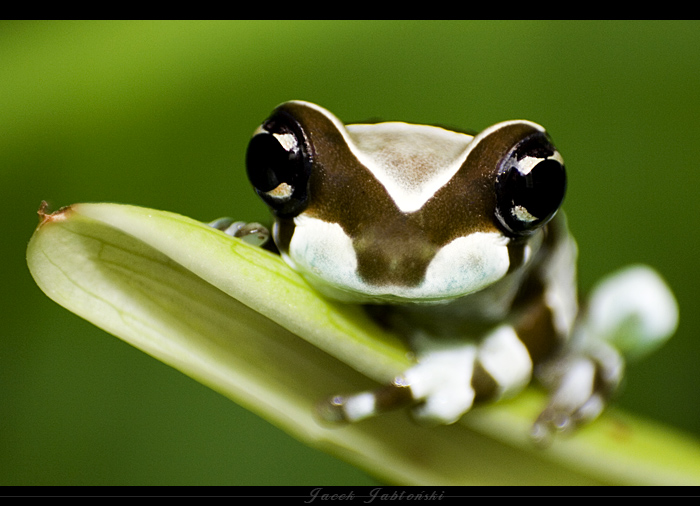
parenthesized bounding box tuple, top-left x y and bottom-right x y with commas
(282, 216, 511, 304)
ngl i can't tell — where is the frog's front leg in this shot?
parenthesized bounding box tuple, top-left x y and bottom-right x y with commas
(208, 218, 270, 247)
(408, 324, 535, 424)
(318, 323, 534, 426)
(532, 341, 624, 442)
(532, 265, 678, 442)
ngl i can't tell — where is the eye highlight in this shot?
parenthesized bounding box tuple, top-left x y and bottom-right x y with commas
(495, 134, 566, 236)
(245, 110, 312, 218)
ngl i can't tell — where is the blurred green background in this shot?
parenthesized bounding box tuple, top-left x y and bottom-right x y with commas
(3, 20, 700, 485)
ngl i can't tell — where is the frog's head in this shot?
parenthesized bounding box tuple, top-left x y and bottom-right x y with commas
(245, 101, 566, 303)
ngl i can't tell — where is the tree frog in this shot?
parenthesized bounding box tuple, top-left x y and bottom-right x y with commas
(220, 100, 678, 442)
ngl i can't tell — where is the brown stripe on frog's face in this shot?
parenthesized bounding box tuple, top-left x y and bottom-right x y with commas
(246, 101, 565, 303)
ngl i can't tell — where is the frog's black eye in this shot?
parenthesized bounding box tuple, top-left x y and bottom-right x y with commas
(495, 133, 567, 236)
(246, 109, 312, 218)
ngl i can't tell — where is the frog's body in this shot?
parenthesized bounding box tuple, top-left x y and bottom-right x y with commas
(222, 101, 677, 440)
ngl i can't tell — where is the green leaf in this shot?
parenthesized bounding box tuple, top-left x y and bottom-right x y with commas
(26, 202, 700, 485)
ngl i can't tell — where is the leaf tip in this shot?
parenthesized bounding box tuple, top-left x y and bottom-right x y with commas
(37, 201, 73, 228)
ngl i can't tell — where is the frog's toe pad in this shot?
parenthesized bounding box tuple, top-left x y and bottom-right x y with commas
(531, 392, 605, 444)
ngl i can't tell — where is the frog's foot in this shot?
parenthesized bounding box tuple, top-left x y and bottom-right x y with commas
(531, 344, 623, 444)
(318, 325, 533, 426)
(316, 345, 478, 426)
(208, 217, 270, 247)
(532, 265, 678, 444)
(316, 377, 415, 425)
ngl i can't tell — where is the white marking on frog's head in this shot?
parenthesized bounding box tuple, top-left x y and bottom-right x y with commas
(345, 122, 474, 213)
